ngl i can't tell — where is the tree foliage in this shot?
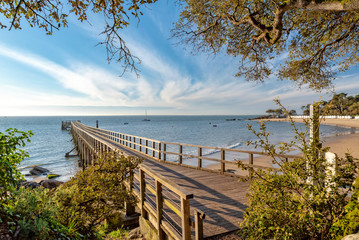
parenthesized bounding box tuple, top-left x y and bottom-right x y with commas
(173, 0, 359, 90)
(322, 93, 359, 115)
(0, 128, 32, 207)
(0, 0, 157, 74)
(301, 93, 359, 115)
(238, 100, 359, 239)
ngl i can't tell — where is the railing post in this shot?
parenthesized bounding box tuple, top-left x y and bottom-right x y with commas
(139, 169, 147, 218)
(163, 143, 166, 162)
(195, 209, 205, 240)
(145, 140, 148, 155)
(158, 143, 162, 160)
(152, 141, 156, 158)
(179, 145, 183, 165)
(139, 139, 142, 152)
(129, 136, 132, 148)
(126, 136, 128, 147)
(198, 147, 202, 169)
(221, 149, 225, 174)
(181, 198, 191, 240)
(133, 137, 136, 150)
(249, 153, 253, 165)
(125, 168, 135, 216)
(156, 180, 164, 239)
(249, 153, 254, 180)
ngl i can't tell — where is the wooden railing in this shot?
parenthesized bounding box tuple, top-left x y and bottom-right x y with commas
(126, 164, 205, 240)
(71, 121, 205, 240)
(74, 122, 298, 177)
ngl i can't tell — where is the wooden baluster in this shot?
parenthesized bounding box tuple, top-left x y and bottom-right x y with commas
(133, 137, 136, 150)
(126, 136, 128, 147)
(179, 145, 183, 165)
(145, 140, 148, 155)
(139, 139, 142, 152)
(181, 198, 191, 240)
(249, 153, 254, 180)
(158, 142, 161, 160)
(125, 168, 135, 216)
(221, 149, 225, 174)
(163, 143, 166, 162)
(198, 147, 202, 169)
(152, 141, 156, 158)
(195, 209, 206, 240)
(129, 136, 132, 148)
(139, 169, 147, 218)
(156, 180, 164, 239)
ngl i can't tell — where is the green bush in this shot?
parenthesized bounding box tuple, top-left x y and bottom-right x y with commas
(54, 151, 141, 238)
(330, 177, 359, 239)
(0, 128, 32, 206)
(6, 187, 81, 240)
(238, 101, 358, 240)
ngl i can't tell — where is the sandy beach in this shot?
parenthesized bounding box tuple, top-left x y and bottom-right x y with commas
(206, 118, 359, 175)
(262, 118, 359, 159)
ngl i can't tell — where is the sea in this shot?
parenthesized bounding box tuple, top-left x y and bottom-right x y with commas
(0, 115, 355, 182)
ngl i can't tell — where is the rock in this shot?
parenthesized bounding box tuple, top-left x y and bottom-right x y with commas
(29, 166, 49, 176)
(22, 181, 40, 189)
(40, 179, 64, 189)
(342, 234, 359, 240)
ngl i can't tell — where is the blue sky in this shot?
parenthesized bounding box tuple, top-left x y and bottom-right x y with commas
(0, 2, 358, 116)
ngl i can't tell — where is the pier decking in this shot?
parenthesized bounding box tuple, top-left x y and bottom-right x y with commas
(70, 121, 296, 239)
(143, 159, 250, 238)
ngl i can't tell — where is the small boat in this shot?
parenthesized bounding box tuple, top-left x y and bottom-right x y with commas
(225, 118, 236, 121)
(124, 122, 129, 125)
(143, 109, 150, 121)
(212, 124, 217, 127)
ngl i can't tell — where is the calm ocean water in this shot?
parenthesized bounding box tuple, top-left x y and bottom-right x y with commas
(0, 115, 353, 181)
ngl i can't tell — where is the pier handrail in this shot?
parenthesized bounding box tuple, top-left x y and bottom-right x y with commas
(71, 121, 205, 240)
(74, 121, 299, 177)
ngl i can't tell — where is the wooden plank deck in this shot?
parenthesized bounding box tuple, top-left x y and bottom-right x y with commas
(142, 159, 249, 238)
(74, 123, 250, 238)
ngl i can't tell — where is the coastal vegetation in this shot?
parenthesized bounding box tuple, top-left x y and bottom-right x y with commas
(239, 101, 359, 239)
(0, 130, 141, 239)
(301, 93, 359, 116)
(0, 128, 32, 207)
(263, 93, 359, 116)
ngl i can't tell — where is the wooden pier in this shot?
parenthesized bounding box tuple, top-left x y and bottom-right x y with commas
(70, 121, 297, 239)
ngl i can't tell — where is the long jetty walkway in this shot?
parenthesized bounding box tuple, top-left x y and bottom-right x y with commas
(70, 121, 297, 239)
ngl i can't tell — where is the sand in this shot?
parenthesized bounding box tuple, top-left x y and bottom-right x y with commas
(206, 118, 359, 174)
(261, 118, 359, 159)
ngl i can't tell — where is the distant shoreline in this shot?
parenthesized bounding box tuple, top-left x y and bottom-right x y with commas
(255, 117, 359, 158)
(257, 117, 359, 129)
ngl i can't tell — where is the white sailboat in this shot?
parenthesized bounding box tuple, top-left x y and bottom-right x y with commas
(143, 109, 150, 121)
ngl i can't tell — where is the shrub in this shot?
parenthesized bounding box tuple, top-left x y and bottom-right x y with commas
(330, 177, 359, 239)
(238, 100, 358, 240)
(6, 187, 81, 240)
(0, 128, 32, 206)
(54, 151, 141, 237)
